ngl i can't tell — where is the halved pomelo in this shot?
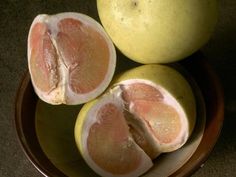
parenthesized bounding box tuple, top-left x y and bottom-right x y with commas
(28, 12, 116, 105)
(74, 64, 196, 177)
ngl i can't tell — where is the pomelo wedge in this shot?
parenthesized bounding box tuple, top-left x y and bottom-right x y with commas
(28, 12, 116, 105)
(74, 64, 196, 177)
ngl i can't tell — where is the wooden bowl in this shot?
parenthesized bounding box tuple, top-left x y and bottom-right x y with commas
(15, 52, 224, 177)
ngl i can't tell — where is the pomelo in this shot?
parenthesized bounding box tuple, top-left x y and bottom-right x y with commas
(74, 64, 196, 177)
(97, 0, 218, 64)
(28, 12, 116, 105)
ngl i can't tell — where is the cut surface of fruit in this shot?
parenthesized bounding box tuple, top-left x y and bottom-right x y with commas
(75, 64, 196, 177)
(88, 103, 145, 174)
(29, 22, 59, 93)
(28, 12, 116, 105)
(75, 94, 153, 177)
(122, 85, 181, 144)
(118, 79, 189, 152)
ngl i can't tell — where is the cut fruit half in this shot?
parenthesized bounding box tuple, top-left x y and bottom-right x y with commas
(74, 64, 196, 177)
(28, 12, 116, 105)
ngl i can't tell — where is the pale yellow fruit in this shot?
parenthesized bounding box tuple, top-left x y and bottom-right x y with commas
(97, 0, 218, 63)
(74, 64, 196, 177)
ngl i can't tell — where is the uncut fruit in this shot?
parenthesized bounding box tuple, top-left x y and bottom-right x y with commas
(97, 0, 218, 64)
(74, 64, 196, 177)
(28, 12, 116, 105)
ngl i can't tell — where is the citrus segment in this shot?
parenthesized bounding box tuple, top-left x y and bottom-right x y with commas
(56, 18, 110, 94)
(29, 22, 59, 93)
(88, 103, 142, 174)
(122, 83, 181, 144)
(121, 83, 163, 102)
(28, 13, 116, 105)
(132, 100, 181, 144)
(126, 114, 161, 160)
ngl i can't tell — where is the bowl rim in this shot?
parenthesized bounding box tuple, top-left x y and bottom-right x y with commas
(170, 54, 224, 177)
(14, 72, 67, 177)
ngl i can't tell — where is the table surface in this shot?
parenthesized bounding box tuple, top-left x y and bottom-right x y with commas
(0, 1, 235, 177)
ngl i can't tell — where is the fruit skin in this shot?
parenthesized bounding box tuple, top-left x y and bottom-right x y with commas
(97, 0, 218, 64)
(112, 64, 196, 139)
(74, 99, 96, 154)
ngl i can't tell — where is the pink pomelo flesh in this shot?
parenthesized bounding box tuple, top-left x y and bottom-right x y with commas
(132, 100, 181, 144)
(56, 18, 110, 93)
(88, 103, 142, 174)
(29, 16, 110, 95)
(121, 83, 163, 102)
(122, 83, 181, 144)
(30, 23, 59, 93)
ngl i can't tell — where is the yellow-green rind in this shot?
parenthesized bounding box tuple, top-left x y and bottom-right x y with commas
(74, 99, 98, 155)
(112, 64, 196, 136)
(97, 0, 218, 64)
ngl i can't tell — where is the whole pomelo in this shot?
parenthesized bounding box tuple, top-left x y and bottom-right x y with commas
(97, 0, 218, 64)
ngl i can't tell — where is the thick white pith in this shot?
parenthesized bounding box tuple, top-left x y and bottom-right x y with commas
(80, 79, 190, 176)
(28, 12, 116, 105)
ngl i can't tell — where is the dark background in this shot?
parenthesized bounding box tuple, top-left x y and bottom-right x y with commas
(0, 0, 235, 176)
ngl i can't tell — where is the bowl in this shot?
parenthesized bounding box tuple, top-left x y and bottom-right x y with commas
(15, 52, 224, 177)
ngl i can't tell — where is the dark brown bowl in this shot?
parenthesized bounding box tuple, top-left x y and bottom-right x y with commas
(15, 52, 224, 177)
